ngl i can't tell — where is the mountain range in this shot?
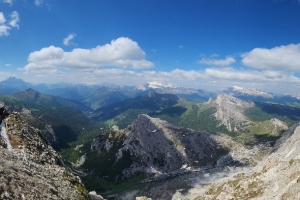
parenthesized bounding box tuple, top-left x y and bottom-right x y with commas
(3, 77, 300, 109)
(1, 77, 300, 199)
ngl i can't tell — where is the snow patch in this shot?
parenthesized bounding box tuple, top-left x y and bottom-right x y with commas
(232, 86, 274, 98)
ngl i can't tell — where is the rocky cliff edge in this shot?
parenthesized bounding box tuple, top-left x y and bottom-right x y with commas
(0, 111, 90, 199)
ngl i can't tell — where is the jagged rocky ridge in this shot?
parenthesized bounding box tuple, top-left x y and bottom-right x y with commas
(109, 114, 271, 199)
(0, 106, 91, 199)
(113, 114, 261, 179)
(121, 121, 300, 200)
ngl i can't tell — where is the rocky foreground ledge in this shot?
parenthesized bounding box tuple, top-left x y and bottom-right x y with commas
(0, 109, 92, 199)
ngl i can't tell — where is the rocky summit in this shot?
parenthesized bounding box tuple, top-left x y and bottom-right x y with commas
(214, 94, 255, 132)
(116, 114, 261, 179)
(0, 111, 90, 199)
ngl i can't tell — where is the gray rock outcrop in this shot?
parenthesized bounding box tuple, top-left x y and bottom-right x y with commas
(91, 135, 113, 152)
(0, 113, 90, 199)
(214, 94, 255, 132)
(116, 114, 257, 178)
(193, 121, 300, 199)
(269, 118, 288, 135)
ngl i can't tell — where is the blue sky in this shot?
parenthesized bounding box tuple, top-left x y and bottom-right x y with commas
(1, 0, 300, 93)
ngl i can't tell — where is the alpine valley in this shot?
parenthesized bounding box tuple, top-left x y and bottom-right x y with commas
(1, 77, 300, 199)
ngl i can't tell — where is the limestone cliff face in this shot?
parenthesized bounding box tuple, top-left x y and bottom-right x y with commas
(214, 94, 255, 132)
(116, 114, 256, 178)
(195, 122, 300, 200)
(0, 113, 90, 200)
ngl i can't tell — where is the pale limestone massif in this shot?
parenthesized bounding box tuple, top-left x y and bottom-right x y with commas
(214, 94, 255, 132)
(177, 122, 300, 200)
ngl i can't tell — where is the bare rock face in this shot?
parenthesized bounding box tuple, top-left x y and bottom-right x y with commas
(269, 118, 288, 135)
(116, 115, 263, 199)
(91, 135, 108, 152)
(194, 122, 300, 200)
(5, 114, 61, 166)
(89, 191, 105, 200)
(0, 113, 90, 199)
(214, 94, 255, 132)
(117, 114, 255, 178)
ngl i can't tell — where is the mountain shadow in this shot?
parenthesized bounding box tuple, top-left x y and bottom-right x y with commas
(52, 125, 77, 150)
(93, 92, 179, 121)
(13, 88, 92, 112)
(149, 106, 187, 117)
(253, 102, 300, 121)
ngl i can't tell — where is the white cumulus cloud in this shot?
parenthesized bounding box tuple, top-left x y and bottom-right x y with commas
(242, 43, 300, 71)
(0, 11, 19, 36)
(199, 57, 236, 66)
(22, 37, 154, 71)
(205, 68, 275, 82)
(0, 12, 5, 24)
(0, 24, 10, 36)
(0, 12, 10, 37)
(9, 11, 19, 28)
(63, 34, 76, 46)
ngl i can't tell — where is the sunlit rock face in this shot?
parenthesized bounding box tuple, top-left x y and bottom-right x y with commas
(193, 122, 300, 200)
(214, 94, 255, 132)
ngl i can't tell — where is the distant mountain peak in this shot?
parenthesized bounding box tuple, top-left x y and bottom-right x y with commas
(13, 88, 41, 101)
(4, 76, 24, 81)
(117, 114, 250, 175)
(148, 81, 179, 89)
(24, 88, 41, 94)
(137, 81, 179, 90)
(1, 76, 29, 85)
(225, 86, 274, 99)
